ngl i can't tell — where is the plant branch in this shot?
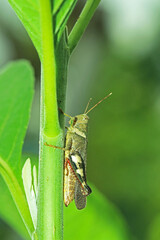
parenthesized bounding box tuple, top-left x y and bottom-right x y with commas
(40, 0, 59, 137)
(68, 0, 101, 53)
(36, 0, 63, 240)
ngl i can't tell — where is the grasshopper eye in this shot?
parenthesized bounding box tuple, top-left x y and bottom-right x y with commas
(70, 117, 77, 126)
(73, 117, 77, 126)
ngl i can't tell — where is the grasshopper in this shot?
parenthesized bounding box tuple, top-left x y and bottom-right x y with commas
(45, 92, 112, 209)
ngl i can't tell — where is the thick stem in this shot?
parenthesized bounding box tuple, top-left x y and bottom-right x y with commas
(68, 0, 101, 53)
(40, 0, 59, 137)
(37, 0, 63, 240)
(37, 134, 63, 240)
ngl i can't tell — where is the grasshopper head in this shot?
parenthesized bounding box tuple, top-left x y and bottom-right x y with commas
(69, 114, 89, 131)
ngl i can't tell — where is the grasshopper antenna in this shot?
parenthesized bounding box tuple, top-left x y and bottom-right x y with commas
(59, 108, 72, 118)
(84, 98, 92, 114)
(85, 92, 112, 114)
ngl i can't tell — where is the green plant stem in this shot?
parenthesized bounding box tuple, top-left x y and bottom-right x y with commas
(40, 0, 59, 137)
(37, 1, 63, 240)
(68, 0, 101, 53)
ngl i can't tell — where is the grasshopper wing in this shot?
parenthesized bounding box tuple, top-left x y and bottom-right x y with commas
(74, 180, 86, 210)
(64, 158, 77, 207)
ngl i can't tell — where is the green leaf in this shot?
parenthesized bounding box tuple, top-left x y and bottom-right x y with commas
(0, 154, 38, 239)
(8, 0, 78, 57)
(53, 0, 64, 14)
(64, 185, 130, 240)
(54, 0, 78, 42)
(22, 158, 38, 229)
(0, 61, 34, 176)
(0, 61, 35, 237)
(8, 0, 42, 59)
(0, 177, 30, 240)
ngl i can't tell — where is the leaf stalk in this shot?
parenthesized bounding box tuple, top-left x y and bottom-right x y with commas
(68, 0, 101, 53)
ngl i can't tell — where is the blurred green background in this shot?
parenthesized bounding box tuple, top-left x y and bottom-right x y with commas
(1, 0, 160, 239)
